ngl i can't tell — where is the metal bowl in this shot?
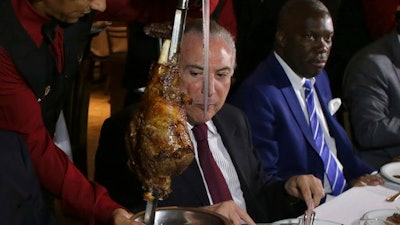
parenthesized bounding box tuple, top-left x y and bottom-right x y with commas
(132, 206, 231, 225)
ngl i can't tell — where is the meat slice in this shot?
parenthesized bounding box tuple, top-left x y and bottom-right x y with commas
(126, 40, 194, 200)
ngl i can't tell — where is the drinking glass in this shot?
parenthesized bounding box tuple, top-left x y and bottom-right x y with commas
(359, 218, 396, 225)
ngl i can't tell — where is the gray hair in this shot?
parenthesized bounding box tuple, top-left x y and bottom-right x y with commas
(184, 18, 236, 64)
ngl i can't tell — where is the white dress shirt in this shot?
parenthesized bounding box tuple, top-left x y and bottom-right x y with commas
(188, 121, 247, 211)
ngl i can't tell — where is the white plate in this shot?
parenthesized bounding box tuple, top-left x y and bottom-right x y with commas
(380, 162, 400, 184)
(272, 218, 341, 225)
(362, 209, 398, 220)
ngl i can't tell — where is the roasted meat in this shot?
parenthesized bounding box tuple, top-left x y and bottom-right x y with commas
(126, 41, 194, 200)
(387, 213, 400, 225)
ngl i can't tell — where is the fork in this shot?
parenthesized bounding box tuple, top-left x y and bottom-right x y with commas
(301, 210, 316, 225)
(386, 191, 400, 202)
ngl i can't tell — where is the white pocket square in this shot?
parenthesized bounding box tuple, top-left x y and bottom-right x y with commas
(328, 98, 341, 116)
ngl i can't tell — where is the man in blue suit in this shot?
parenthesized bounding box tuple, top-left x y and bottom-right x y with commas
(230, 0, 383, 201)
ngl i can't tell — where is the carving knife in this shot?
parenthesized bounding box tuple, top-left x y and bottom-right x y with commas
(168, 0, 189, 63)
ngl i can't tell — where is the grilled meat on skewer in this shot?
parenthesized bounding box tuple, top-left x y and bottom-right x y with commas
(126, 40, 194, 200)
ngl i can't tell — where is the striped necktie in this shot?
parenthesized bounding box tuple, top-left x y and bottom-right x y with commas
(192, 123, 233, 203)
(303, 79, 347, 196)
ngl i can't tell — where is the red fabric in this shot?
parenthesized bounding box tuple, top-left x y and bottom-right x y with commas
(192, 123, 233, 204)
(12, 0, 64, 71)
(96, 0, 180, 23)
(214, 0, 237, 40)
(185, 0, 237, 39)
(1, 0, 232, 224)
(362, 0, 400, 40)
(96, 0, 237, 40)
(0, 47, 121, 225)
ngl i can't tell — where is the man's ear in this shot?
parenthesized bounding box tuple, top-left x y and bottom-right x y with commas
(275, 30, 286, 48)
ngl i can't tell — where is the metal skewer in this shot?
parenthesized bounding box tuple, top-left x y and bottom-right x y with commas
(142, 1, 190, 224)
(143, 197, 158, 225)
(202, 0, 210, 118)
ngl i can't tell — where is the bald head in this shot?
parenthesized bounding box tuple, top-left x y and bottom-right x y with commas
(277, 0, 331, 32)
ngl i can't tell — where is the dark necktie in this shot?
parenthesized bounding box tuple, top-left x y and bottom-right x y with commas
(303, 79, 347, 195)
(192, 123, 233, 203)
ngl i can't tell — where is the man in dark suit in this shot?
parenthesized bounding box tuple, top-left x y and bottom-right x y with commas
(342, 10, 400, 169)
(0, 129, 56, 225)
(229, 0, 383, 202)
(95, 18, 325, 224)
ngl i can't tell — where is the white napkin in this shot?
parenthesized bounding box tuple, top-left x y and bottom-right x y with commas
(314, 185, 400, 225)
(328, 98, 341, 116)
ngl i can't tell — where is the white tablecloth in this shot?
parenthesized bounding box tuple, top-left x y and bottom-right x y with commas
(314, 181, 400, 225)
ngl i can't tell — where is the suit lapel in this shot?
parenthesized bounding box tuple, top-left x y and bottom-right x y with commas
(177, 109, 255, 206)
(212, 110, 252, 190)
(271, 55, 316, 148)
(314, 78, 330, 119)
(281, 87, 316, 147)
(314, 79, 344, 146)
(178, 160, 211, 205)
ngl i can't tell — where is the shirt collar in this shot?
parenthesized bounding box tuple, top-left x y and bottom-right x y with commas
(188, 120, 217, 136)
(12, 0, 52, 47)
(273, 51, 315, 89)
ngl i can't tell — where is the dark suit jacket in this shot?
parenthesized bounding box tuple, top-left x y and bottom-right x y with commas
(95, 104, 303, 223)
(0, 129, 56, 225)
(343, 31, 400, 169)
(229, 53, 373, 191)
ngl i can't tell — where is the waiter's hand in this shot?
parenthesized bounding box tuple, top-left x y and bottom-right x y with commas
(202, 200, 256, 225)
(112, 208, 144, 225)
(350, 173, 384, 187)
(285, 174, 325, 208)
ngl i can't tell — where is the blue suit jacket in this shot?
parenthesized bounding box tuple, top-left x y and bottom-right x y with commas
(95, 103, 304, 222)
(229, 53, 373, 188)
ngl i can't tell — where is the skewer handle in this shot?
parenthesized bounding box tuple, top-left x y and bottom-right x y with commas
(168, 0, 190, 63)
